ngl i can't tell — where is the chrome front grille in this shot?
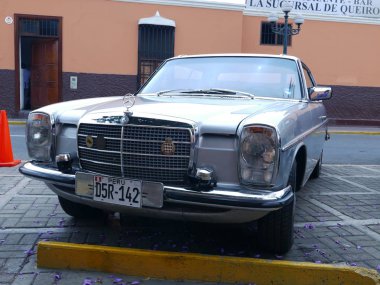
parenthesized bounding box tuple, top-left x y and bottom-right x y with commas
(78, 121, 193, 184)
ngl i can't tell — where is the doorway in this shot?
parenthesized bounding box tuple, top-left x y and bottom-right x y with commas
(15, 15, 62, 111)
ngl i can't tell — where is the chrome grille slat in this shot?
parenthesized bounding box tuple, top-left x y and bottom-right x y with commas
(123, 140, 190, 156)
(78, 122, 192, 184)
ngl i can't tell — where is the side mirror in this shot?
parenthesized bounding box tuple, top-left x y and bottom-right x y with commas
(309, 86, 332, 101)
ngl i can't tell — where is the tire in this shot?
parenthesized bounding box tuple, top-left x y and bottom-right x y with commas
(256, 161, 296, 254)
(58, 196, 104, 218)
(310, 151, 323, 179)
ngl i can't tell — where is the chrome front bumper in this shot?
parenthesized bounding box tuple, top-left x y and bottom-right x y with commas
(19, 161, 294, 221)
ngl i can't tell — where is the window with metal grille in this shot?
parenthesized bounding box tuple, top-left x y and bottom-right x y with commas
(19, 18, 59, 37)
(138, 25, 175, 87)
(260, 22, 292, 46)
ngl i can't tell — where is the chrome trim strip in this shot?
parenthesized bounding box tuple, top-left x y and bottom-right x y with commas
(122, 152, 190, 158)
(166, 185, 292, 202)
(78, 134, 121, 140)
(120, 124, 125, 177)
(123, 165, 188, 171)
(80, 158, 120, 167)
(80, 158, 188, 171)
(78, 146, 191, 158)
(78, 146, 120, 154)
(122, 138, 191, 144)
(281, 120, 328, 151)
(125, 124, 193, 131)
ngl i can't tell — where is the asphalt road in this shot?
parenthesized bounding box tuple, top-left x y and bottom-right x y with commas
(324, 133, 380, 165)
(9, 124, 380, 165)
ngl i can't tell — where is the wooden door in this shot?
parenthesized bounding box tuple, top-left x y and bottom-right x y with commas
(31, 39, 59, 109)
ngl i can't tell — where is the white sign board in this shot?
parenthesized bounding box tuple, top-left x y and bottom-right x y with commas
(246, 0, 380, 19)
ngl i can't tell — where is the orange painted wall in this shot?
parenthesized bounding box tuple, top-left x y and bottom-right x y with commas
(0, 0, 243, 75)
(242, 15, 380, 87)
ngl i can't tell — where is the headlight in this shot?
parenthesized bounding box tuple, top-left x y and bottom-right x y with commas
(239, 125, 278, 186)
(26, 112, 53, 161)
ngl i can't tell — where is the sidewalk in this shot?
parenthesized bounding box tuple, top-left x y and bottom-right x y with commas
(0, 164, 379, 284)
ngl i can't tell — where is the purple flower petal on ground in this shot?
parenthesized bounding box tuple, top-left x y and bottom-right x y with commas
(275, 255, 283, 259)
(376, 265, 380, 271)
(131, 281, 140, 285)
(315, 260, 322, 264)
(337, 223, 343, 227)
(59, 218, 65, 227)
(350, 263, 357, 266)
(54, 273, 62, 281)
(356, 245, 362, 249)
(24, 249, 35, 257)
(113, 277, 123, 283)
(254, 254, 261, 258)
(304, 223, 315, 230)
(83, 278, 93, 285)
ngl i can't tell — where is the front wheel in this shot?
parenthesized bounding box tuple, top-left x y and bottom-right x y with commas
(256, 162, 296, 253)
(58, 196, 104, 218)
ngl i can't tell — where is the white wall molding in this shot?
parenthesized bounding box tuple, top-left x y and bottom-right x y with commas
(113, 0, 245, 12)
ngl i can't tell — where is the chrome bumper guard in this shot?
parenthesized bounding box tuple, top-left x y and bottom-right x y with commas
(19, 162, 294, 210)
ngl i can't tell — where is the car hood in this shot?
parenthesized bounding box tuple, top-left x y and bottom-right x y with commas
(48, 95, 297, 135)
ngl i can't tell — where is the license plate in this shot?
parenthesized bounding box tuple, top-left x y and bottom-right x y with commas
(93, 175, 142, 208)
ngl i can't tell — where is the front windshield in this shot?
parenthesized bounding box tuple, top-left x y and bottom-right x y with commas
(139, 57, 303, 99)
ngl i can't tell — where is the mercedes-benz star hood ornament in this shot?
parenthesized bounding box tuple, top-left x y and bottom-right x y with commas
(122, 93, 135, 124)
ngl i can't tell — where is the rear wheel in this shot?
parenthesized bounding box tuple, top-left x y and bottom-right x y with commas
(58, 196, 104, 218)
(256, 161, 296, 253)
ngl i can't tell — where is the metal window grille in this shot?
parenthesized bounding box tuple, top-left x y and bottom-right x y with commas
(261, 22, 292, 46)
(137, 24, 175, 87)
(19, 18, 59, 37)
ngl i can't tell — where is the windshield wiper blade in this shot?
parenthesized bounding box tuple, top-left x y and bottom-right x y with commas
(181, 88, 255, 99)
(156, 88, 254, 99)
(157, 89, 194, 96)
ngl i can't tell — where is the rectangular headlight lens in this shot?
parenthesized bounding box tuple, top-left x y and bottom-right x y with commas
(26, 112, 53, 161)
(239, 125, 278, 186)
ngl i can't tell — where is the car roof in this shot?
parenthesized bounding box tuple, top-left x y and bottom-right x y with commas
(173, 53, 300, 61)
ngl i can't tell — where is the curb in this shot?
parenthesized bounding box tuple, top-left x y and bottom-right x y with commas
(37, 241, 380, 285)
(8, 120, 26, 125)
(329, 131, 380, 135)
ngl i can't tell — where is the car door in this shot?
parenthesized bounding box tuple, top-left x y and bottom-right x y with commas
(302, 63, 328, 175)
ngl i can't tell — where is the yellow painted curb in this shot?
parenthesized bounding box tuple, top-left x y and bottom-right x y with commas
(329, 131, 380, 135)
(37, 241, 380, 285)
(8, 120, 26, 125)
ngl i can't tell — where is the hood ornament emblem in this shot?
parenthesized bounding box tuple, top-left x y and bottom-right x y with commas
(122, 93, 135, 124)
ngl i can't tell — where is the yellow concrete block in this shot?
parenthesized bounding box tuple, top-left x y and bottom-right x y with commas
(37, 241, 380, 285)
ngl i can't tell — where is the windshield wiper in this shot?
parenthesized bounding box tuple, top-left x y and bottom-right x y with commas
(157, 88, 254, 99)
(157, 89, 194, 96)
